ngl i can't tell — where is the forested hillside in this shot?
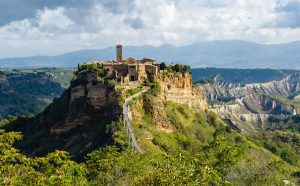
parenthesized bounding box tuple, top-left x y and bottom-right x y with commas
(192, 68, 299, 84)
(0, 68, 74, 119)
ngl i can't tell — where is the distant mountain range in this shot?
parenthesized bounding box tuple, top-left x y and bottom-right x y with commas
(1, 40, 300, 69)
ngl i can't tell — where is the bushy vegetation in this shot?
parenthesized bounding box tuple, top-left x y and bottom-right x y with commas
(72, 64, 120, 88)
(150, 82, 161, 96)
(0, 116, 18, 127)
(1, 95, 300, 185)
(128, 95, 300, 184)
(78, 64, 105, 76)
(0, 129, 242, 185)
(126, 87, 143, 97)
(252, 131, 300, 167)
(194, 76, 215, 84)
(159, 62, 166, 70)
(0, 130, 88, 185)
(161, 63, 191, 74)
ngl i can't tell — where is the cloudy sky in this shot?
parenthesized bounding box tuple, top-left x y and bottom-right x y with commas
(1, 0, 300, 57)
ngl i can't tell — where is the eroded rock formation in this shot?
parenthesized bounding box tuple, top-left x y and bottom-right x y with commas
(158, 72, 207, 111)
(205, 73, 300, 102)
(204, 73, 300, 133)
(50, 71, 121, 134)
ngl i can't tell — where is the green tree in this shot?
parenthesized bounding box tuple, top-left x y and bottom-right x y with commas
(174, 64, 182, 72)
(183, 65, 191, 72)
(0, 130, 88, 185)
(160, 62, 167, 70)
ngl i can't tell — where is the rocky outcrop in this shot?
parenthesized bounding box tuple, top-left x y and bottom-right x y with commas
(202, 73, 300, 133)
(50, 71, 121, 134)
(241, 94, 300, 115)
(211, 94, 300, 133)
(142, 94, 172, 130)
(158, 73, 207, 111)
(126, 72, 207, 133)
(294, 95, 300, 101)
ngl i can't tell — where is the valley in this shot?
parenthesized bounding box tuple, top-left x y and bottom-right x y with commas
(2, 1, 300, 184)
(0, 68, 74, 119)
(201, 72, 300, 134)
(1, 65, 300, 185)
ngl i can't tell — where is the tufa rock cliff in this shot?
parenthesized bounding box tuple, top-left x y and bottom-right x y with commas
(158, 72, 207, 112)
(128, 72, 208, 133)
(10, 70, 122, 159)
(50, 71, 121, 134)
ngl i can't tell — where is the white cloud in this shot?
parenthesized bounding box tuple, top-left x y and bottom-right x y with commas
(0, 0, 300, 57)
(37, 7, 74, 31)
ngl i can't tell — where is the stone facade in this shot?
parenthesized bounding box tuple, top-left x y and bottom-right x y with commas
(87, 59, 160, 84)
(86, 45, 160, 84)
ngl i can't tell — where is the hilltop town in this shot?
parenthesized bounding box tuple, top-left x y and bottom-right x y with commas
(86, 44, 160, 83)
(48, 44, 207, 135)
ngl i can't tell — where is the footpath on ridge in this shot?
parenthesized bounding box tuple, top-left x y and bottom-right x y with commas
(122, 87, 149, 153)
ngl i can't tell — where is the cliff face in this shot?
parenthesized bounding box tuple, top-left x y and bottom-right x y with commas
(11, 68, 208, 158)
(12, 70, 123, 159)
(158, 73, 207, 111)
(50, 71, 121, 134)
(125, 72, 208, 133)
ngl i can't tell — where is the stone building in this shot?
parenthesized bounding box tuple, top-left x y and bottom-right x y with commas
(86, 44, 160, 83)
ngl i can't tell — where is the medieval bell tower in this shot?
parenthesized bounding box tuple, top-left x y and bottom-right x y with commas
(116, 44, 122, 62)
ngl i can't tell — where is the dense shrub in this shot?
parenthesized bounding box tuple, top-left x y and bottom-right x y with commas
(150, 82, 161, 96)
(160, 62, 166, 70)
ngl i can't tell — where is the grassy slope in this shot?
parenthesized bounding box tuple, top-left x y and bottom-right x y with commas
(125, 94, 300, 185)
(1, 87, 300, 184)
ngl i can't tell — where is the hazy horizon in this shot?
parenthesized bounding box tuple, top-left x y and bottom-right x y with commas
(2, 39, 300, 59)
(1, 0, 300, 58)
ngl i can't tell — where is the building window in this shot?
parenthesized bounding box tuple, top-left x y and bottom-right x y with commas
(130, 75, 135, 81)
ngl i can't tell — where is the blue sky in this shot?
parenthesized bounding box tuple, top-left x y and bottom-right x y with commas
(0, 0, 300, 57)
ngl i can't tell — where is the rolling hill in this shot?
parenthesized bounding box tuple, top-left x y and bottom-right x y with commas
(1, 40, 300, 69)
